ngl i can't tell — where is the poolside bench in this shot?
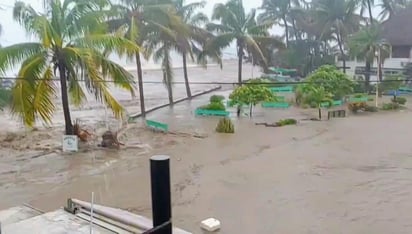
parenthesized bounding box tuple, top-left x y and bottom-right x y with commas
(270, 86, 294, 93)
(327, 110, 346, 120)
(321, 100, 343, 107)
(146, 120, 169, 132)
(261, 102, 290, 108)
(349, 97, 368, 103)
(195, 109, 230, 117)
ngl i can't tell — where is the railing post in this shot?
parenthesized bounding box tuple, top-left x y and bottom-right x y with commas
(150, 155, 172, 234)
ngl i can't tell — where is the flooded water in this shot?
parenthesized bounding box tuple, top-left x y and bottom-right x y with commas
(3, 107, 412, 233)
(2, 62, 412, 233)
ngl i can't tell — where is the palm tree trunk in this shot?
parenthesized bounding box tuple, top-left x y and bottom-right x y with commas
(318, 105, 322, 120)
(135, 53, 146, 118)
(365, 60, 371, 92)
(164, 70, 173, 104)
(282, 16, 289, 47)
(237, 41, 244, 85)
(291, 19, 300, 41)
(367, 0, 374, 24)
(249, 104, 253, 117)
(182, 53, 192, 98)
(337, 33, 346, 74)
(58, 65, 73, 135)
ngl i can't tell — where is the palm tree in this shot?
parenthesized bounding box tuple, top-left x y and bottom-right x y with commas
(207, 0, 284, 85)
(314, 0, 360, 74)
(0, 0, 138, 134)
(108, 0, 183, 117)
(356, 0, 375, 24)
(259, 0, 293, 46)
(172, 0, 209, 99)
(378, 0, 409, 20)
(143, 18, 191, 105)
(348, 23, 389, 92)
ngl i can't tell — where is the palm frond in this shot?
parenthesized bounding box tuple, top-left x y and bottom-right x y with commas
(11, 52, 50, 127)
(206, 33, 236, 52)
(64, 46, 125, 119)
(244, 35, 267, 65)
(75, 34, 139, 57)
(32, 66, 56, 124)
(0, 43, 43, 75)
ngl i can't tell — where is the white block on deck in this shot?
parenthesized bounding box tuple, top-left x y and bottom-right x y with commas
(200, 218, 221, 232)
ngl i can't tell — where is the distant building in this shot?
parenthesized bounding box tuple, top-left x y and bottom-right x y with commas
(337, 6, 412, 80)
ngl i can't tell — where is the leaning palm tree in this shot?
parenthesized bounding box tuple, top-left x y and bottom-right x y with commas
(0, 0, 138, 134)
(108, 0, 185, 117)
(207, 0, 284, 84)
(143, 18, 191, 105)
(314, 0, 360, 74)
(172, 0, 209, 99)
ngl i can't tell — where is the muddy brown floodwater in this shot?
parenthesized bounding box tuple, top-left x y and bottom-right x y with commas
(2, 95, 412, 233)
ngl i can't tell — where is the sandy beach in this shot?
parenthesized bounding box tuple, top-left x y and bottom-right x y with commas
(1, 80, 412, 233)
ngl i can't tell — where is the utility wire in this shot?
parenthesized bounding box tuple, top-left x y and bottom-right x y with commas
(0, 76, 411, 85)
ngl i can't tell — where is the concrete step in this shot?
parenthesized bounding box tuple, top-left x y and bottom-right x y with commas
(0, 205, 42, 227)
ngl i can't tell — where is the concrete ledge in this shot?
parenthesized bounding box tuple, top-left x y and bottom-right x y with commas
(129, 85, 222, 119)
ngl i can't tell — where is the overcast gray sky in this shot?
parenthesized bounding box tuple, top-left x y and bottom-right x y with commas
(0, 0, 268, 45)
(0, 0, 385, 46)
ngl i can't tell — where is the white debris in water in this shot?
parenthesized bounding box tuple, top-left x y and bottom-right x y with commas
(200, 218, 221, 232)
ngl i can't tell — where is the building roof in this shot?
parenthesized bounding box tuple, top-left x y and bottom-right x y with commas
(382, 6, 412, 46)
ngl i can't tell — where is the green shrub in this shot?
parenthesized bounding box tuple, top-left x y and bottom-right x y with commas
(348, 102, 367, 113)
(364, 105, 379, 112)
(382, 102, 400, 110)
(276, 118, 297, 126)
(200, 102, 226, 111)
(0, 88, 12, 110)
(216, 118, 235, 133)
(368, 97, 374, 102)
(353, 93, 366, 98)
(210, 95, 225, 103)
(392, 97, 407, 105)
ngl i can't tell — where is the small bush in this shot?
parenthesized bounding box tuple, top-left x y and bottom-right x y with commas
(200, 102, 226, 111)
(216, 118, 235, 133)
(392, 97, 407, 105)
(348, 102, 367, 113)
(382, 102, 400, 110)
(367, 97, 374, 102)
(364, 105, 379, 112)
(276, 118, 297, 126)
(210, 95, 225, 103)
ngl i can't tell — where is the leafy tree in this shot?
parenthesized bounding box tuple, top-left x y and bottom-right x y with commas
(229, 84, 276, 117)
(314, 0, 360, 74)
(207, 0, 284, 84)
(379, 74, 404, 93)
(305, 65, 355, 99)
(0, 0, 138, 134)
(298, 85, 333, 119)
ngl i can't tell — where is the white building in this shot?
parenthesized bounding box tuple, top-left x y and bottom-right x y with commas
(337, 6, 412, 80)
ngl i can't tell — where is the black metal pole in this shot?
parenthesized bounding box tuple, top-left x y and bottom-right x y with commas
(150, 155, 172, 234)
